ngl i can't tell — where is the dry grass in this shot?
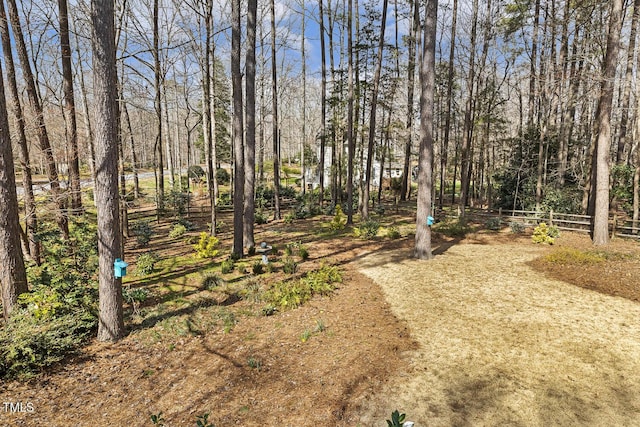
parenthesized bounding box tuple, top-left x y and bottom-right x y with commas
(355, 235, 640, 426)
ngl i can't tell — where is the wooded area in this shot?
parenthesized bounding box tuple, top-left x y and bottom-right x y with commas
(0, 0, 636, 341)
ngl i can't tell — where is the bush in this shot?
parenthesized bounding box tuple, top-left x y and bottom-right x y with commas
(264, 265, 341, 310)
(485, 217, 502, 231)
(169, 223, 187, 239)
(252, 261, 264, 275)
(386, 226, 401, 239)
(220, 259, 235, 274)
(298, 245, 310, 261)
(255, 210, 268, 225)
(354, 219, 380, 239)
(282, 257, 298, 275)
(217, 192, 232, 207)
(202, 272, 224, 290)
(509, 221, 526, 234)
(188, 165, 206, 183)
(532, 222, 560, 244)
(433, 219, 472, 238)
(193, 232, 220, 258)
(132, 220, 153, 247)
(329, 205, 347, 231)
(216, 168, 231, 184)
(136, 252, 159, 276)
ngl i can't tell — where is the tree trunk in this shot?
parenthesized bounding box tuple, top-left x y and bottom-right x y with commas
(231, 0, 244, 257)
(593, 0, 624, 246)
(362, 0, 389, 220)
(0, 57, 28, 320)
(271, 0, 281, 220)
(458, 0, 479, 217)
(58, 0, 82, 213)
(346, 0, 355, 224)
(301, 0, 307, 196)
(319, 0, 327, 207)
(7, 0, 68, 239)
(415, 0, 438, 260)
(91, 0, 125, 341)
(0, 0, 39, 264)
(244, 0, 257, 249)
(438, 0, 456, 208)
(153, 0, 164, 214)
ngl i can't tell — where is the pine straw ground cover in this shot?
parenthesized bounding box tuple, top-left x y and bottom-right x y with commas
(3, 209, 640, 426)
(355, 230, 640, 426)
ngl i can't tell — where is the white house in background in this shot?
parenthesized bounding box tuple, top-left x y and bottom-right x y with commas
(305, 145, 408, 190)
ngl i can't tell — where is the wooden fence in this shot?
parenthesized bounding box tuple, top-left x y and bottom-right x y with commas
(458, 207, 640, 239)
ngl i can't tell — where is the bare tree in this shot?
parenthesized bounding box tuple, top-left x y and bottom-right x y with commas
(0, 52, 28, 320)
(362, 0, 389, 220)
(592, 0, 624, 245)
(6, 0, 68, 238)
(346, 0, 355, 224)
(58, 0, 82, 213)
(91, 0, 125, 341)
(415, 0, 437, 260)
(231, 0, 244, 257)
(271, 0, 281, 220)
(244, 0, 257, 249)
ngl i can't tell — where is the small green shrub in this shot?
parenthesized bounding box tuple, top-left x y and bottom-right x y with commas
(542, 248, 606, 265)
(282, 257, 298, 275)
(193, 232, 220, 258)
(252, 261, 264, 275)
(132, 220, 153, 247)
(485, 217, 502, 231)
(168, 223, 187, 238)
(354, 219, 380, 239)
(202, 272, 224, 290)
(150, 412, 166, 426)
(123, 287, 149, 315)
(216, 167, 231, 184)
(532, 222, 560, 244)
(283, 212, 295, 224)
(220, 259, 235, 274)
(509, 221, 526, 234)
(261, 304, 277, 316)
(247, 356, 262, 370)
(329, 205, 347, 231)
(195, 412, 215, 427)
(255, 210, 269, 225)
(387, 410, 407, 427)
(136, 251, 159, 276)
(386, 226, 401, 239)
(298, 245, 309, 261)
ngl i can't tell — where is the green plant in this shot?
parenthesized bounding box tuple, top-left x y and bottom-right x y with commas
(132, 220, 153, 247)
(283, 212, 295, 224)
(255, 210, 268, 225)
(193, 232, 220, 258)
(216, 167, 231, 184)
(387, 410, 406, 427)
(247, 356, 262, 370)
(150, 412, 165, 426)
(261, 304, 277, 316)
(329, 205, 347, 231)
(169, 223, 187, 238)
(195, 412, 215, 427)
(202, 272, 224, 290)
(314, 318, 326, 333)
(433, 219, 472, 238)
(298, 245, 309, 261)
(136, 252, 159, 276)
(220, 259, 235, 274)
(252, 261, 264, 275)
(386, 226, 401, 239)
(300, 328, 312, 343)
(353, 219, 380, 239)
(485, 217, 502, 231)
(509, 221, 526, 234)
(532, 222, 560, 244)
(123, 287, 149, 315)
(282, 257, 298, 274)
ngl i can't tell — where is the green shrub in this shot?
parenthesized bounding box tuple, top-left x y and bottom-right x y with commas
(532, 222, 560, 244)
(329, 205, 347, 231)
(193, 232, 220, 258)
(187, 165, 206, 182)
(542, 247, 606, 265)
(485, 217, 502, 231)
(132, 220, 153, 247)
(282, 257, 298, 274)
(169, 223, 187, 239)
(387, 410, 407, 427)
(264, 265, 341, 310)
(252, 261, 264, 275)
(283, 212, 295, 224)
(386, 226, 401, 239)
(216, 167, 231, 184)
(354, 219, 380, 239)
(255, 210, 268, 225)
(298, 245, 310, 261)
(220, 259, 235, 274)
(509, 221, 526, 234)
(136, 251, 159, 276)
(202, 272, 224, 289)
(217, 192, 232, 207)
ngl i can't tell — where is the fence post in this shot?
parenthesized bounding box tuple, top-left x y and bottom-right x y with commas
(549, 210, 553, 227)
(498, 207, 502, 223)
(612, 212, 617, 238)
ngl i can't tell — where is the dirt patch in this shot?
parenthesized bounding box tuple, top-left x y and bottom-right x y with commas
(355, 233, 640, 426)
